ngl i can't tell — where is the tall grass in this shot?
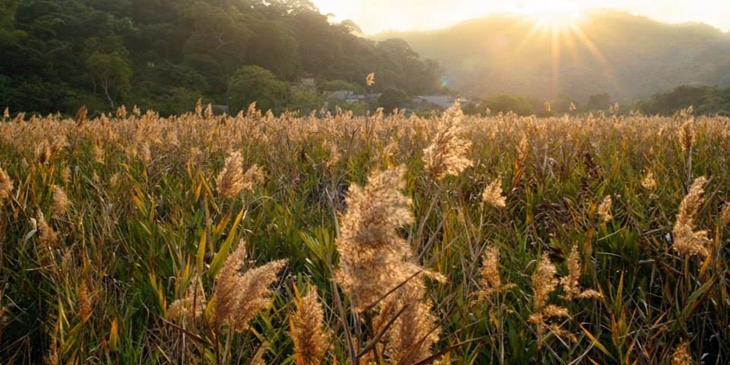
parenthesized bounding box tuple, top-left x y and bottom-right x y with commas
(0, 104, 729, 364)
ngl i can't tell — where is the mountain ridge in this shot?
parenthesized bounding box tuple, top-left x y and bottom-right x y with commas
(371, 10, 730, 102)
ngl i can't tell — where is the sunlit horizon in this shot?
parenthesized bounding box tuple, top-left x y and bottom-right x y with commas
(311, 0, 730, 35)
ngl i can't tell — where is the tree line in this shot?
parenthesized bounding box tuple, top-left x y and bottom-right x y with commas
(0, 0, 442, 115)
(462, 86, 730, 117)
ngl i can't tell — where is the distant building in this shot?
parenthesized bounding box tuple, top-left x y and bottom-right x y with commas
(326, 90, 380, 104)
(291, 78, 318, 95)
(413, 95, 464, 110)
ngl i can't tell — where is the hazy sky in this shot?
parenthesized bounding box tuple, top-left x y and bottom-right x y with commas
(310, 0, 730, 34)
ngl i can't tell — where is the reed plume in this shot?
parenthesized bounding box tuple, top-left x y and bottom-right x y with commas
(216, 151, 244, 199)
(241, 164, 265, 193)
(560, 245, 602, 300)
(422, 102, 473, 180)
(598, 195, 613, 223)
(532, 253, 558, 310)
(37, 211, 59, 248)
(517, 134, 530, 162)
(366, 72, 375, 87)
(641, 169, 657, 190)
(36, 140, 52, 165)
(678, 120, 695, 152)
(671, 340, 692, 365)
(0, 167, 12, 205)
(290, 286, 329, 365)
(214, 241, 287, 332)
(335, 166, 416, 312)
(482, 178, 506, 208)
(336, 166, 443, 362)
(167, 278, 207, 322)
(673, 176, 710, 258)
(529, 253, 572, 348)
(378, 278, 440, 365)
(78, 279, 92, 324)
(51, 185, 70, 218)
(475, 245, 514, 300)
(324, 141, 340, 169)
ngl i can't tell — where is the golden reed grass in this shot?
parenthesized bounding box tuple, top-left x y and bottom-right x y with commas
(216, 151, 265, 199)
(528, 253, 576, 347)
(335, 166, 416, 312)
(422, 102, 473, 180)
(335, 166, 443, 363)
(214, 241, 287, 333)
(289, 286, 329, 365)
(378, 278, 440, 364)
(216, 151, 245, 199)
(51, 185, 70, 217)
(475, 245, 515, 300)
(561, 245, 602, 301)
(37, 211, 59, 248)
(641, 169, 657, 190)
(673, 176, 710, 258)
(167, 278, 207, 322)
(598, 195, 613, 223)
(671, 340, 693, 365)
(0, 167, 12, 205)
(678, 120, 695, 152)
(482, 178, 506, 208)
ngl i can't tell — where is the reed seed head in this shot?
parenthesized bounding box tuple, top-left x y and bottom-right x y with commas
(335, 166, 415, 312)
(216, 151, 245, 199)
(78, 279, 92, 324)
(366, 72, 375, 87)
(598, 195, 613, 223)
(482, 178, 506, 208)
(214, 241, 287, 332)
(673, 176, 710, 258)
(561, 244, 581, 300)
(641, 169, 657, 190)
(671, 340, 693, 365)
(37, 211, 59, 248)
(167, 278, 207, 322)
(51, 185, 70, 217)
(290, 286, 329, 365)
(422, 102, 473, 180)
(477, 245, 501, 299)
(241, 164, 265, 193)
(532, 253, 558, 311)
(0, 167, 12, 204)
(678, 120, 695, 152)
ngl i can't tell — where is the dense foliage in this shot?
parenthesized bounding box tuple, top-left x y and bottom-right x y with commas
(0, 0, 442, 115)
(1, 104, 729, 364)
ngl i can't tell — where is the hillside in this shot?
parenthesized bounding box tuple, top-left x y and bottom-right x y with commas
(0, 0, 441, 115)
(374, 10, 730, 102)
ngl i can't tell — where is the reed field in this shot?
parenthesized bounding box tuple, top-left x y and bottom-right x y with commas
(0, 102, 729, 364)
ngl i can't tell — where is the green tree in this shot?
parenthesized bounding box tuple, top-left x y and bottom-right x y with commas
(288, 88, 323, 114)
(86, 51, 132, 109)
(378, 87, 409, 112)
(246, 21, 299, 79)
(227, 65, 288, 114)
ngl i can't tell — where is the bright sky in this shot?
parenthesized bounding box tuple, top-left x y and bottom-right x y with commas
(310, 0, 730, 34)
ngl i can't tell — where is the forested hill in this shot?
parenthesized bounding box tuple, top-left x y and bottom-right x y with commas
(374, 10, 730, 102)
(0, 0, 441, 115)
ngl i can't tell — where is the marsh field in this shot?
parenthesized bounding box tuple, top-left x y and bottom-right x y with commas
(0, 103, 729, 364)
